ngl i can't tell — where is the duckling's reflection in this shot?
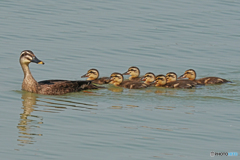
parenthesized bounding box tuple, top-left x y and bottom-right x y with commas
(108, 86, 123, 92)
(155, 88, 177, 95)
(17, 92, 43, 146)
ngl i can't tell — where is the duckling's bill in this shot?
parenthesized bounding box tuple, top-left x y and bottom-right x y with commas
(122, 71, 130, 75)
(81, 73, 89, 78)
(178, 74, 186, 79)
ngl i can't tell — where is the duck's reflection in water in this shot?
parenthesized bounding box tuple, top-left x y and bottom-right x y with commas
(17, 91, 99, 146)
(17, 92, 43, 146)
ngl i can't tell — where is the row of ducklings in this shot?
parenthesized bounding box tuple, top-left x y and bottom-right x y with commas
(81, 66, 230, 89)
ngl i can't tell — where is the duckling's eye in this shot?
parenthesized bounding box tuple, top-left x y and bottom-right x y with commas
(89, 71, 97, 74)
(21, 53, 26, 58)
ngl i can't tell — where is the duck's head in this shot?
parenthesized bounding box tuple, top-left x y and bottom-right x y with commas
(81, 69, 99, 80)
(123, 66, 140, 78)
(179, 69, 196, 80)
(142, 72, 155, 84)
(166, 72, 177, 83)
(19, 50, 44, 65)
(155, 74, 167, 86)
(110, 72, 124, 85)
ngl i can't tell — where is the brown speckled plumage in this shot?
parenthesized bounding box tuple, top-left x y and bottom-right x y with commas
(20, 50, 98, 95)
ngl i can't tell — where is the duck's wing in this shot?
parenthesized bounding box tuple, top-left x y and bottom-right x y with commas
(38, 80, 98, 95)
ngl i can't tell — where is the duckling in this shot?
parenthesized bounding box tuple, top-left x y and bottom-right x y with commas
(20, 50, 98, 95)
(141, 72, 156, 86)
(110, 72, 148, 89)
(81, 68, 110, 84)
(155, 75, 168, 87)
(155, 74, 194, 89)
(166, 72, 198, 86)
(122, 66, 141, 81)
(178, 69, 231, 85)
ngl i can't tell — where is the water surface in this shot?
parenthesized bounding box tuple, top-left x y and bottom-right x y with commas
(0, 0, 239, 159)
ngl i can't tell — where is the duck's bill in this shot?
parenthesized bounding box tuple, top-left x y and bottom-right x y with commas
(31, 56, 44, 64)
(141, 77, 146, 81)
(122, 71, 130, 75)
(178, 74, 186, 79)
(81, 73, 89, 78)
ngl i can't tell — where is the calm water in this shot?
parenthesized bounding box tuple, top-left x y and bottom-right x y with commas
(0, 0, 240, 159)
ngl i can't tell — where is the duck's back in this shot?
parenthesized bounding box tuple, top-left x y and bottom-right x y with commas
(196, 77, 230, 85)
(165, 80, 195, 89)
(129, 77, 142, 82)
(121, 81, 148, 89)
(93, 77, 110, 84)
(38, 80, 98, 95)
(178, 79, 198, 86)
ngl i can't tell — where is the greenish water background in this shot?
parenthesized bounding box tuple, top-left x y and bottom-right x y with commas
(0, 0, 239, 159)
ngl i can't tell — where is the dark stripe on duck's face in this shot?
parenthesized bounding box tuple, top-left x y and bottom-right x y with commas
(89, 71, 97, 75)
(167, 74, 175, 78)
(20, 50, 35, 57)
(156, 78, 164, 81)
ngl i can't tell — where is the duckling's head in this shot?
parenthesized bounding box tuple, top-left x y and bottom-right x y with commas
(19, 50, 44, 65)
(142, 72, 155, 84)
(123, 66, 140, 79)
(166, 72, 177, 83)
(110, 72, 124, 86)
(81, 69, 99, 80)
(179, 69, 196, 80)
(155, 74, 167, 86)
